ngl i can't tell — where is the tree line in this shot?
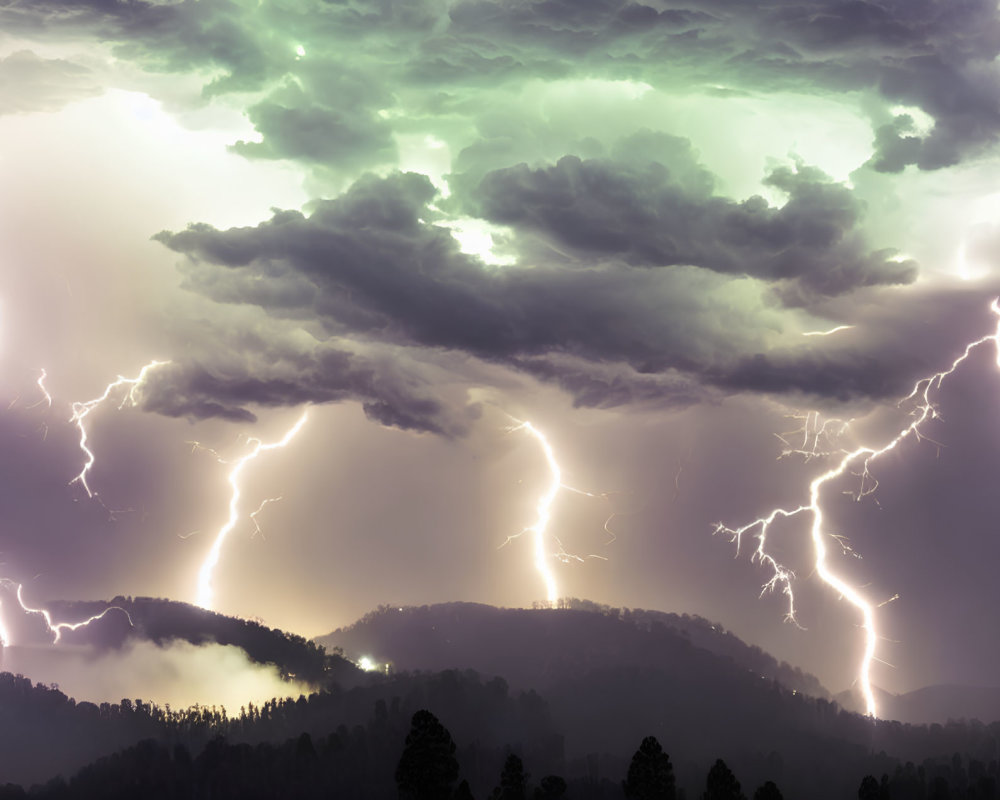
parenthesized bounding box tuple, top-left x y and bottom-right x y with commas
(4, 700, 999, 799)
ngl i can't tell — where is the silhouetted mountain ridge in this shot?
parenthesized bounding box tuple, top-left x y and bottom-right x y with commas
(315, 599, 830, 699)
(37, 596, 356, 685)
(4, 600, 1000, 798)
(835, 684, 1000, 725)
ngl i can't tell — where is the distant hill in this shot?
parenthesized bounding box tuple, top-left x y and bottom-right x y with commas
(4, 599, 1000, 798)
(314, 601, 877, 797)
(33, 596, 359, 686)
(315, 599, 830, 699)
(836, 684, 1000, 725)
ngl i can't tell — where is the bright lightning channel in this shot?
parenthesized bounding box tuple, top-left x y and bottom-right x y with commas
(507, 420, 562, 606)
(504, 419, 612, 607)
(0, 602, 9, 648)
(0, 581, 133, 645)
(802, 325, 855, 337)
(28, 369, 53, 409)
(195, 409, 309, 610)
(69, 360, 169, 498)
(716, 299, 1000, 718)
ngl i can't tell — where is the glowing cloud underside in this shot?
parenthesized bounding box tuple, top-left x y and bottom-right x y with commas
(716, 299, 1000, 718)
(196, 409, 310, 610)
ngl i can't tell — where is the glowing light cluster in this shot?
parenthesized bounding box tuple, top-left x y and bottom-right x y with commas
(716, 299, 1000, 718)
(69, 360, 169, 498)
(195, 410, 309, 609)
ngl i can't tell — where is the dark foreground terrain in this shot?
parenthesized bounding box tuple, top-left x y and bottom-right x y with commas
(0, 599, 998, 799)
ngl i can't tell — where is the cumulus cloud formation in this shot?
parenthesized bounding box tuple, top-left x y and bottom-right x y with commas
(460, 151, 915, 296)
(4, 0, 1000, 170)
(149, 149, 932, 414)
(139, 345, 478, 437)
(153, 171, 796, 406)
(3, 0, 995, 420)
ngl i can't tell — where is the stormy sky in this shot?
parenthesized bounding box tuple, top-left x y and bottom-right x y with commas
(3, 0, 1000, 701)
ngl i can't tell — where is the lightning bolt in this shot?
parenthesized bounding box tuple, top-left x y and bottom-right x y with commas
(69, 360, 169, 498)
(504, 419, 614, 606)
(27, 369, 52, 409)
(716, 298, 1000, 718)
(0, 581, 133, 645)
(249, 497, 283, 540)
(802, 325, 855, 337)
(0, 603, 9, 648)
(195, 409, 309, 610)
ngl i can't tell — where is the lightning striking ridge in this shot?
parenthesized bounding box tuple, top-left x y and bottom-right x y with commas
(503, 419, 614, 606)
(716, 298, 1000, 719)
(0, 581, 133, 645)
(69, 360, 169, 498)
(507, 420, 561, 606)
(196, 409, 309, 610)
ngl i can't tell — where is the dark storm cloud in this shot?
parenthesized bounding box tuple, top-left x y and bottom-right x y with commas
(0, 50, 102, 114)
(717, 282, 1000, 401)
(231, 95, 395, 168)
(155, 171, 772, 368)
(151, 167, 935, 414)
(438, 0, 1000, 169)
(5, 0, 1000, 170)
(510, 354, 713, 409)
(139, 345, 476, 437)
(229, 60, 397, 168)
(456, 147, 916, 297)
(0, 0, 278, 95)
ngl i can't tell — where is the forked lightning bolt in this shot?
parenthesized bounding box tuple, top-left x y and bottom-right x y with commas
(0, 581, 132, 645)
(507, 420, 562, 605)
(196, 410, 309, 609)
(716, 298, 1000, 718)
(504, 419, 613, 607)
(69, 360, 169, 497)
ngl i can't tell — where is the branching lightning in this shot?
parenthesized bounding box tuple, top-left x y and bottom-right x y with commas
(505, 420, 561, 605)
(0, 581, 133, 645)
(69, 360, 169, 498)
(716, 298, 1000, 718)
(195, 410, 309, 610)
(249, 497, 283, 540)
(503, 419, 617, 606)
